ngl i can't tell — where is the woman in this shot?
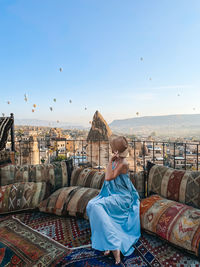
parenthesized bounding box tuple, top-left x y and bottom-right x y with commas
(86, 135, 141, 264)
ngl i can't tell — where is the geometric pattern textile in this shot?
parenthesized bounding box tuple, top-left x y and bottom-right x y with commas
(130, 171, 145, 198)
(0, 117, 13, 151)
(70, 167, 105, 189)
(39, 186, 100, 219)
(140, 195, 200, 258)
(15, 211, 92, 248)
(11, 211, 200, 266)
(0, 182, 47, 214)
(0, 216, 68, 267)
(148, 164, 200, 209)
(0, 161, 68, 192)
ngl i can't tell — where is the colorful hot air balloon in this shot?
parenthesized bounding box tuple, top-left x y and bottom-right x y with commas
(50, 107, 53, 111)
(53, 98, 56, 102)
(136, 112, 139, 116)
(7, 101, 10, 104)
(32, 109, 35, 113)
(33, 104, 36, 108)
(24, 97, 28, 102)
(59, 68, 63, 72)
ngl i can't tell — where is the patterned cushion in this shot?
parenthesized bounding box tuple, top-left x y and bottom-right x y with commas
(39, 186, 100, 219)
(0, 117, 13, 151)
(140, 195, 200, 257)
(129, 171, 145, 198)
(148, 164, 200, 209)
(0, 161, 68, 192)
(70, 167, 105, 189)
(0, 182, 47, 214)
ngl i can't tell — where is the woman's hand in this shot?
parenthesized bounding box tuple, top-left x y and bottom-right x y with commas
(110, 151, 119, 162)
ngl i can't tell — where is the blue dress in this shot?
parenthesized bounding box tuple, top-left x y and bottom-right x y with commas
(86, 163, 141, 256)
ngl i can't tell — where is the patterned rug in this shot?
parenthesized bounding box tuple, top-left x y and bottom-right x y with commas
(13, 212, 200, 266)
(0, 216, 68, 267)
(15, 211, 91, 248)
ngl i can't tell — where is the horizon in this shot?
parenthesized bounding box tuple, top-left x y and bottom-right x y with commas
(1, 0, 200, 125)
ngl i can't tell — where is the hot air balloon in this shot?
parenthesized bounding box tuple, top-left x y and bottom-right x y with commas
(177, 94, 180, 97)
(149, 77, 152, 81)
(85, 107, 87, 110)
(53, 98, 56, 102)
(69, 100, 72, 103)
(32, 109, 35, 113)
(50, 107, 53, 111)
(33, 104, 36, 108)
(140, 57, 143, 61)
(136, 112, 139, 116)
(7, 101, 10, 104)
(59, 68, 63, 72)
(24, 97, 28, 102)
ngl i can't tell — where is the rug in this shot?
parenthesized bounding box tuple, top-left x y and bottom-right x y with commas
(13, 212, 200, 266)
(0, 216, 68, 267)
(15, 211, 91, 248)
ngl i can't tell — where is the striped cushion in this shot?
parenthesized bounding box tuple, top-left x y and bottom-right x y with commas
(148, 164, 200, 209)
(140, 195, 200, 258)
(39, 186, 100, 219)
(70, 167, 104, 189)
(0, 182, 47, 214)
(0, 161, 68, 192)
(0, 117, 13, 151)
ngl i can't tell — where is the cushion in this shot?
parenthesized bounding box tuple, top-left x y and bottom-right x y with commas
(148, 164, 200, 209)
(0, 117, 13, 151)
(0, 161, 68, 192)
(70, 167, 104, 189)
(129, 171, 145, 198)
(140, 195, 200, 258)
(39, 186, 100, 219)
(0, 182, 47, 214)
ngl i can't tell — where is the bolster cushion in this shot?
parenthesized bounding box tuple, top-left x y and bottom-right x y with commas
(39, 186, 100, 219)
(70, 167, 104, 190)
(140, 195, 200, 258)
(0, 182, 47, 214)
(148, 164, 200, 209)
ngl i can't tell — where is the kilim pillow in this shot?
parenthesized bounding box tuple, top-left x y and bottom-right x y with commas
(0, 161, 68, 192)
(129, 171, 145, 198)
(148, 164, 200, 209)
(70, 167, 104, 189)
(0, 182, 47, 214)
(39, 186, 100, 219)
(140, 195, 200, 258)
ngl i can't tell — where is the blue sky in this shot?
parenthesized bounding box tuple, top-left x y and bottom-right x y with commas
(1, 0, 200, 126)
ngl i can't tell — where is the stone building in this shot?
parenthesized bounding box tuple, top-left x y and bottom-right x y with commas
(86, 111, 112, 168)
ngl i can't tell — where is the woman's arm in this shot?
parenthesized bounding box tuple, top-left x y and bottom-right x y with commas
(105, 157, 128, 181)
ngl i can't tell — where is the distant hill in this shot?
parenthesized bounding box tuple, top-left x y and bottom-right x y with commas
(15, 119, 86, 129)
(109, 114, 200, 136)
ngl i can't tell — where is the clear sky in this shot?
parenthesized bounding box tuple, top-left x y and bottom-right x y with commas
(1, 0, 200, 126)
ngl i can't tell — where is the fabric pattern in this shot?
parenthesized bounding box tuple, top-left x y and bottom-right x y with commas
(39, 186, 100, 219)
(140, 194, 200, 257)
(148, 164, 200, 209)
(0, 117, 13, 151)
(0, 161, 68, 192)
(130, 171, 145, 198)
(0, 182, 47, 214)
(70, 167, 105, 189)
(0, 151, 12, 167)
(15, 211, 91, 248)
(0, 216, 68, 267)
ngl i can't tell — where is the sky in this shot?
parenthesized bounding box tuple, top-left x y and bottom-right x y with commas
(1, 0, 200, 126)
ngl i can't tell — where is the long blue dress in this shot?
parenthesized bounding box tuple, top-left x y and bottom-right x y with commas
(86, 163, 141, 256)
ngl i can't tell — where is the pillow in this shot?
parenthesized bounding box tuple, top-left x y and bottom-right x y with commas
(148, 164, 200, 209)
(140, 195, 200, 258)
(0, 161, 68, 192)
(39, 186, 100, 219)
(129, 171, 145, 198)
(70, 167, 104, 189)
(0, 182, 47, 214)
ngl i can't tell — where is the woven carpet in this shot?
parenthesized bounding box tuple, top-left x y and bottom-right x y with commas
(15, 211, 200, 266)
(0, 216, 68, 267)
